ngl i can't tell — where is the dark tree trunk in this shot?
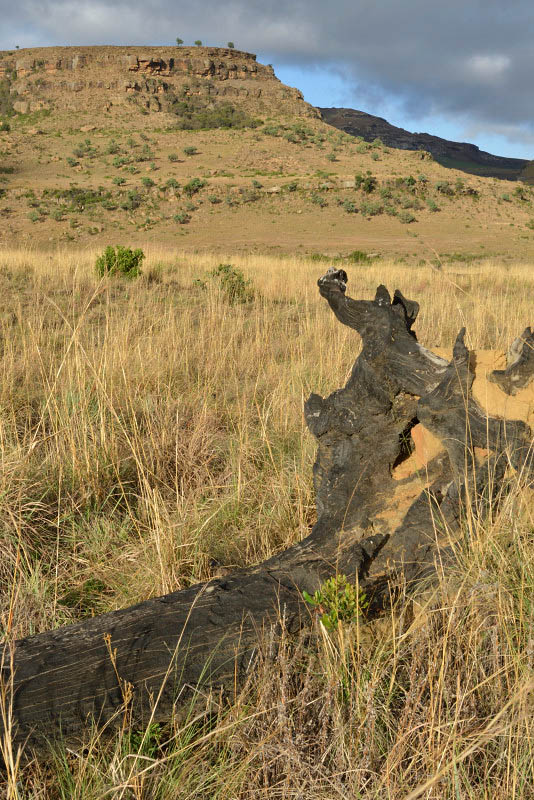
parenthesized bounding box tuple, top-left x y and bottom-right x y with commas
(2, 269, 533, 757)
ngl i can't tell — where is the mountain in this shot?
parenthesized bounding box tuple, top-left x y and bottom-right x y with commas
(319, 107, 528, 181)
(1, 46, 534, 262)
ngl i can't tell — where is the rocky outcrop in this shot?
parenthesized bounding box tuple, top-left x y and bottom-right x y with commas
(320, 107, 527, 180)
(0, 45, 318, 119)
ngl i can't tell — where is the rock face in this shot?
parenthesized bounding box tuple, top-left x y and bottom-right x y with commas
(320, 107, 527, 180)
(0, 45, 319, 119)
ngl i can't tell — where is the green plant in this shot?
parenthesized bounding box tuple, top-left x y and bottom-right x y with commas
(194, 40, 202, 46)
(348, 250, 371, 263)
(227, 41, 235, 49)
(342, 199, 358, 214)
(209, 263, 254, 304)
(399, 210, 416, 224)
(141, 177, 155, 189)
(326, 152, 337, 162)
(183, 177, 206, 197)
(310, 193, 327, 208)
(183, 146, 198, 156)
(168, 152, 180, 162)
(95, 245, 144, 278)
(0, 120, 10, 131)
(176, 37, 183, 46)
(303, 574, 369, 631)
(106, 139, 120, 155)
(66, 157, 78, 167)
(174, 212, 190, 224)
(112, 176, 126, 186)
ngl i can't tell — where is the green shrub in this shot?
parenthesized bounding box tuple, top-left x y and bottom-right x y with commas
(173, 212, 190, 224)
(166, 178, 180, 189)
(342, 199, 358, 214)
(303, 574, 369, 631)
(112, 176, 126, 186)
(435, 181, 454, 195)
(348, 250, 371, 263)
(360, 200, 383, 217)
(168, 153, 180, 162)
(141, 177, 155, 189)
(120, 190, 142, 211)
(310, 193, 327, 208)
(0, 120, 10, 132)
(183, 146, 197, 156)
(27, 210, 40, 223)
(95, 245, 144, 278)
(208, 194, 221, 204)
(183, 177, 206, 197)
(426, 198, 440, 212)
(399, 210, 416, 224)
(66, 157, 78, 167)
(209, 263, 254, 304)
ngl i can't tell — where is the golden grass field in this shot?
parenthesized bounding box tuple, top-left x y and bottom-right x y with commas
(2, 248, 534, 798)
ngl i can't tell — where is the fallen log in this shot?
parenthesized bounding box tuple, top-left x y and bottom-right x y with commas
(2, 268, 534, 757)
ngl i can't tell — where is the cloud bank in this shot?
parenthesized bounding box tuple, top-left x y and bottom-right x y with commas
(1, 0, 532, 154)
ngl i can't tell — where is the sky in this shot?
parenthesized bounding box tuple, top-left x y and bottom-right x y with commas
(1, 0, 533, 160)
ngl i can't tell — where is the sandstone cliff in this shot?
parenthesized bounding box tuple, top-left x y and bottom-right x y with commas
(0, 45, 319, 119)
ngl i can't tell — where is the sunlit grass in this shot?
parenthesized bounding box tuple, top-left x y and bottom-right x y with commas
(1, 247, 534, 797)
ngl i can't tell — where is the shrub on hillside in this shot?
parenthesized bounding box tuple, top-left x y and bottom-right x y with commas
(95, 246, 144, 278)
(195, 263, 255, 304)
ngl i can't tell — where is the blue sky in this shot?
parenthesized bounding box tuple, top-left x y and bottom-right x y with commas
(271, 63, 532, 160)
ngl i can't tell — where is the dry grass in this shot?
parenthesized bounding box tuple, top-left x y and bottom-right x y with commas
(1, 247, 534, 797)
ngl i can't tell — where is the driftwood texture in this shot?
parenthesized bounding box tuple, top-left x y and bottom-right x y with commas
(2, 268, 534, 757)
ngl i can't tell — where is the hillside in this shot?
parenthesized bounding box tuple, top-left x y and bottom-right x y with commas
(319, 107, 528, 180)
(1, 46, 534, 262)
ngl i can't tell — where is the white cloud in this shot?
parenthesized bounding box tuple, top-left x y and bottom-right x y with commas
(466, 53, 511, 82)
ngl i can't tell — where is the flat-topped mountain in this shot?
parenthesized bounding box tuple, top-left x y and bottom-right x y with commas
(1, 45, 534, 260)
(320, 107, 528, 180)
(0, 45, 318, 119)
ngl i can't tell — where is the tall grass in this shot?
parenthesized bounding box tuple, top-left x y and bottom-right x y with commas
(1, 248, 534, 797)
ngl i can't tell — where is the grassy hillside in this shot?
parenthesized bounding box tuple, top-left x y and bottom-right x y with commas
(2, 111, 534, 262)
(1, 250, 534, 796)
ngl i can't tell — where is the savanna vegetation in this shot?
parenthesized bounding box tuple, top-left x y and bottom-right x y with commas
(1, 249, 534, 798)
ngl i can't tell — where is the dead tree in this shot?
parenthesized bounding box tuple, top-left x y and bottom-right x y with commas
(2, 268, 534, 756)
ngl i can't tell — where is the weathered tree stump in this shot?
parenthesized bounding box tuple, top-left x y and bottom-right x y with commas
(2, 269, 534, 757)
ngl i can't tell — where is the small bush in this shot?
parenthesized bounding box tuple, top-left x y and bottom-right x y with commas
(303, 574, 369, 631)
(95, 245, 144, 278)
(342, 199, 358, 214)
(399, 210, 416, 224)
(348, 250, 371, 264)
(208, 194, 221, 204)
(173, 212, 190, 224)
(183, 146, 197, 156)
(0, 120, 10, 132)
(310, 193, 327, 208)
(183, 177, 206, 197)
(209, 263, 254, 304)
(141, 177, 155, 189)
(112, 176, 126, 186)
(168, 153, 180, 162)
